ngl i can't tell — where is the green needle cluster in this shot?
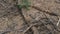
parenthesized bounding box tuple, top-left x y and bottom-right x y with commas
(17, 0, 31, 10)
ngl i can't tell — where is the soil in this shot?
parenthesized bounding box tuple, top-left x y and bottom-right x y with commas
(0, 0, 60, 34)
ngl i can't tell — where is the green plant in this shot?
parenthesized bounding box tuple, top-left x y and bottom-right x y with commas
(17, 0, 31, 10)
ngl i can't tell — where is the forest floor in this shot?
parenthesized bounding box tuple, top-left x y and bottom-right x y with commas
(0, 0, 60, 34)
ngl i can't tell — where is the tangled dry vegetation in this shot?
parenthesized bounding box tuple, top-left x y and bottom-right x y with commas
(0, 0, 60, 34)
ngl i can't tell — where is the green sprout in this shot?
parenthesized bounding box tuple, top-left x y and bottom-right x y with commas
(17, 0, 31, 10)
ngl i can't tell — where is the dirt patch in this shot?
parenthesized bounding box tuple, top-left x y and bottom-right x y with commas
(0, 0, 60, 34)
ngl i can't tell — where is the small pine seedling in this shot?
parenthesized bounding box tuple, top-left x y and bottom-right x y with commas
(17, 0, 31, 10)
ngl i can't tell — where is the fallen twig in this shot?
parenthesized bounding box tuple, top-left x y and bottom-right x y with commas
(31, 6, 59, 16)
(23, 23, 38, 34)
(57, 16, 60, 26)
